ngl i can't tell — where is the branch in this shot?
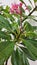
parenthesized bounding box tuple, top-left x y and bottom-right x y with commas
(22, 6, 37, 22)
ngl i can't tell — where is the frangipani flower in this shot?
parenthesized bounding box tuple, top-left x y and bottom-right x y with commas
(10, 2, 23, 14)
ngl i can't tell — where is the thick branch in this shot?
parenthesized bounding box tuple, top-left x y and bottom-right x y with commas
(22, 6, 37, 22)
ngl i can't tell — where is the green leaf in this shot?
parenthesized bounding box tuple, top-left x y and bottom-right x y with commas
(0, 41, 15, 65)
(23, 22, 34, 32)
(0, 31, 11, 40)
(21, 32, 37, 40)
(11, 49, 30, 65)
(0, 15, 12, 31)
(11, 22, 20, 35)
(22, 39, 37, 60)
(11, 51, 17, 65)
(25, 31, 37, 39)
(27, 39, 37, 48)
(21, 39, 37, 60)
(21, 47, 36, 61)
(17, 19, 20, 26)
(1, 6, 10, 13)
(32, 26, 37, 30)
(5, 6, 10, 13)
(23, 21, 37, 33)
(25, 58, 29, 65)
(3, 11, 15, 22)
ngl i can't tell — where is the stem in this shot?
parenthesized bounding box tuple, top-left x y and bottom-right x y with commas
(22, 6, 37, 22)
(20, 7, 22, 32)
(17, 6, 23, 39)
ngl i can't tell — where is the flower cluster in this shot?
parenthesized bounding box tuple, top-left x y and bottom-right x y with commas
(10, 2, 23, 14)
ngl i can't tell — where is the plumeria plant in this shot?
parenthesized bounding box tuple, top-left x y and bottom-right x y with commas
(0, 0, 37, 65)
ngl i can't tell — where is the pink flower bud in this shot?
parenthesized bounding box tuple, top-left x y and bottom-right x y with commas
(19, 2, 23, 7)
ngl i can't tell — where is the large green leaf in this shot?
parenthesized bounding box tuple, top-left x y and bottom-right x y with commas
(22, 39, 37, 60)
(0, 41, 15, 65)
(11, 49, 29, 65)
(21, 47, 36, 61)
(20, 39, 37, 60)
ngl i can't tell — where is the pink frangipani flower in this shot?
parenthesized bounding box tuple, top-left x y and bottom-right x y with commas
(10, 2, 23, 14)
